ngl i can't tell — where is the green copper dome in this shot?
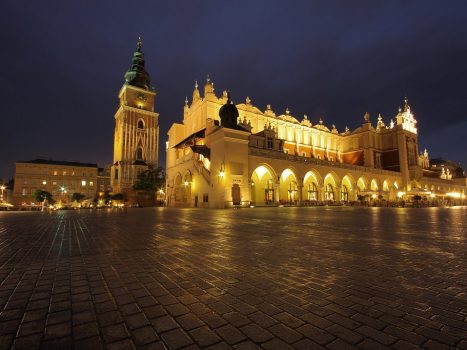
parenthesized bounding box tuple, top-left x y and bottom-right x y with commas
(124, 37, 151, 90)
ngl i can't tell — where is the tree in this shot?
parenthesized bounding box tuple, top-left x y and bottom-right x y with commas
(111, 193, 124, 201)
(71, 193, 86, 202)
(133, 167, 165, 193)
(32, 190, 54, 204)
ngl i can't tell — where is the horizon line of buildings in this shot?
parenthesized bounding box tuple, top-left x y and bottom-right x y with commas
(4, 38, 466, 207)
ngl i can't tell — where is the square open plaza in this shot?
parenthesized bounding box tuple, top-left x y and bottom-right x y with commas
(1, 18, 467, 350)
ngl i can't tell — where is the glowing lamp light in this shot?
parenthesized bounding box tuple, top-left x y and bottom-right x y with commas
(430, 193, 436, 198)
(371, 194, 377, 199)
(397, 191, 406, 198)
(184, 181, 188, 186)
(446, 192, 461, 198)
(219, 170, 225, 178)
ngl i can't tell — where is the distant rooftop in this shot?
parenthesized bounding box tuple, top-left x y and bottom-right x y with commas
(17, 159, 98, 168)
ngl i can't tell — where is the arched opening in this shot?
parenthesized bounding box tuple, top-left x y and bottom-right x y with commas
(279, 168, 298, 204)
(307, 183, 319, 201)
(324, 173, 339, 202)
(370, 179, 379, 191)
(302, 170, 321, 203)
(137, 120, 145, 129)
(183, 172, 192, 205)
(341, 175, 355, 202)
(325, 183, 335, 201)
(137, 147, 143, 160)
(174, 173, 182, 202)
(288, 181, 298, 203)
(250, 165, 276, 206)
(340, 185, 349, 202)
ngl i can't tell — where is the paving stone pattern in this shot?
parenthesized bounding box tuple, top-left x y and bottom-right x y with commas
(0, 207, 466, 349)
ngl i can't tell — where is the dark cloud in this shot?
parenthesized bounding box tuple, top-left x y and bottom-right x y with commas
(1, 0, 466, 179)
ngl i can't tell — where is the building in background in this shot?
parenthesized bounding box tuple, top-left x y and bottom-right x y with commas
(110, 37, 159, 199)
(12, 159, 99, 206)
(166, 77, 466, 208)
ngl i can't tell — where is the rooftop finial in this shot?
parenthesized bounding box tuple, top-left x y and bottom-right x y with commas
(403, 96, 409, 111)
(206, 74, 210, 83)
(137, 35, 142, 51)
(195, 80, 198, 89)
(185, 96, 188, 105)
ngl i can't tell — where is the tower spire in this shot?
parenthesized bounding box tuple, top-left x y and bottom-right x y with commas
(124, 36, 150, 90)
(137, 35, 142, 51)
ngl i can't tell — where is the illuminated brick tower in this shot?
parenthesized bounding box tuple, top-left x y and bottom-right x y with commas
(111, 37, 159, 195)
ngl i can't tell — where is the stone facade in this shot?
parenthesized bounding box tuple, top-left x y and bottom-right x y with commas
(166, 79, 466, 208)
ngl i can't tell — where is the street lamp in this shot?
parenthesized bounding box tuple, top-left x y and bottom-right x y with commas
(0, 185, 5, 202)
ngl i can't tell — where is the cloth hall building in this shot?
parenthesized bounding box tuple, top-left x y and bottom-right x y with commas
(166, 78, 466, 208)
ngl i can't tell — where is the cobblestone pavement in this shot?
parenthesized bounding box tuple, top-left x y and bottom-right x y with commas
(0, 207, 466, 350)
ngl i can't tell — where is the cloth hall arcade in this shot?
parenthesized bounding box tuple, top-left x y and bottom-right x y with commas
(166, 77, 466, 208)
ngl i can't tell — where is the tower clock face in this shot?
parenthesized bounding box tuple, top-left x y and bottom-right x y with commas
(136, 92, 147, 101)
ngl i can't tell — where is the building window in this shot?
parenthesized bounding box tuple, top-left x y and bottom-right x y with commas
(324, 184, 334, 201)
(341, 186, 349, 202)
(307, 183, 318, 201)
(22, 188, 27, 196)
(203, 194, 209, 203)
(137, 120, 145, 129)
(266, 137, 273, 149)
(81, 180, 86, 187)
(54, 171, 58, 176)
(137, 147, 143, 160)
(63, 171, 67, 176)
(265, 179, 274, 204)
(53, 181, 57, 185)
(89, 181, 94, 187)
(42, 180, 47, 185)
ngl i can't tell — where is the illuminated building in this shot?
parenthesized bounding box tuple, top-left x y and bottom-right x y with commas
(12, 159, 99, 206)
(166, 77, 466, 207)
(110, 37, 159, 196)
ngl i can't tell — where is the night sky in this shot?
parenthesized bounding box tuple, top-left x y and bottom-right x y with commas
(1, 0, 467, 181)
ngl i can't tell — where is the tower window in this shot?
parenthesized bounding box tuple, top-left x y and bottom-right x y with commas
(137, 120, 144, 129)
(137, 147, 143, 160)
(115, 169, 119, 180)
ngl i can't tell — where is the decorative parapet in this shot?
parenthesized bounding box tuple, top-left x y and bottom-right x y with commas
(249, 146, 399, 176)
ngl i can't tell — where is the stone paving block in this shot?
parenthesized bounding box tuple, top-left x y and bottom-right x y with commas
(151, 315, 179, 333)
(176, 313, 204, 330)
(296, 323, 335, 345)
(132, 325, 160, 346)
(239, 323, 273, 343)
(189, 326, 222, 347)
(102, 322, 130, 344)
(44, 321, 71, 340)
(216, 324, 247, 345)
(161, 327, 193, 349)
(73, 321, 100, 340)
(262, 338, 295, 350)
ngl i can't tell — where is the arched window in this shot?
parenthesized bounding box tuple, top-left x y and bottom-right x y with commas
(324, 184, 334, 201)
(341, 185, 349, 202)
(137, 147, 143, 160)
(137, 120, 144, 129)
(308, 183, 318, 201)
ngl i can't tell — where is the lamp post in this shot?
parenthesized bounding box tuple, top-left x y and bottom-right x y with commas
(0, 185, 5, 202)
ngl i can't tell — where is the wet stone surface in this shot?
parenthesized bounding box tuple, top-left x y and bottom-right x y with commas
(0, 206, 466, 349)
